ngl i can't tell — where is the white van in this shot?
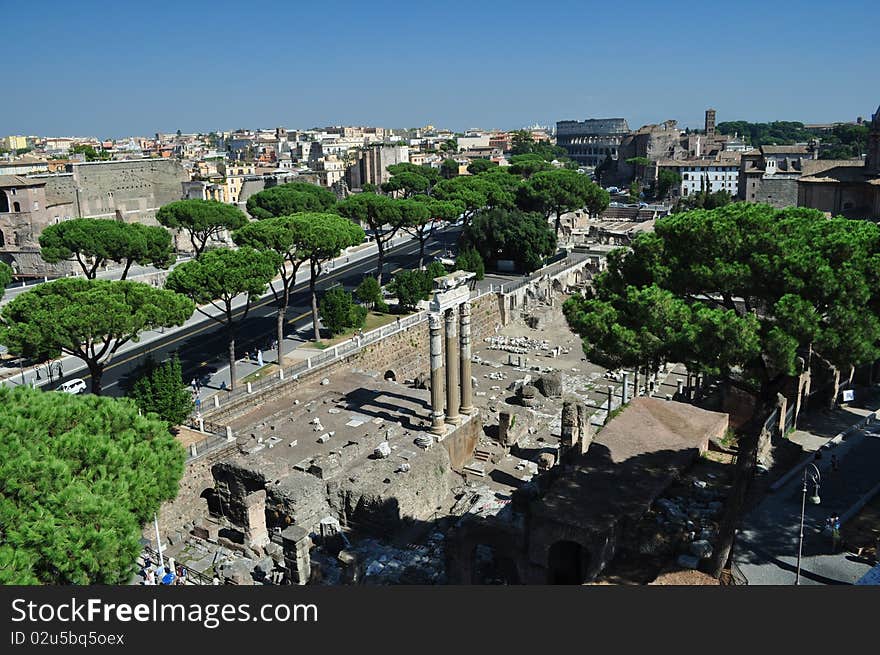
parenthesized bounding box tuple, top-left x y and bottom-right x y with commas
(56, 379, 87, 394)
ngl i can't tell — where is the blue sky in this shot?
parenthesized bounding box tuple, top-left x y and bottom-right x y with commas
(2, 0, 878, 137)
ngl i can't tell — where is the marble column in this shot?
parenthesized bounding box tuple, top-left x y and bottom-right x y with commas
(445, 307, 460, 425)
(459, 301, 474, 415)
(429, 313, 445, 435)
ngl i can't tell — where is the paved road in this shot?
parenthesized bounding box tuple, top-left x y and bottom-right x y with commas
(734, 416, 880, 585)
(1, 228, 463, 397)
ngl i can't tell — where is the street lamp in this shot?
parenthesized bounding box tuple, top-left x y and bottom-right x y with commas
(795, 462, 821, 585)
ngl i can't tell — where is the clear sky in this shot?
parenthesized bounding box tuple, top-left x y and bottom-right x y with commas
(2, 0, 878, 138)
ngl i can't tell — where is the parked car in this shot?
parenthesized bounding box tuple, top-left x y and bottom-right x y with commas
(56, 378, 87, 395)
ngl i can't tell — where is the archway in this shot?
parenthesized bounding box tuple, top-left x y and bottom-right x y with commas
(0, 193, 8, 213)
(12, 201, 20, 213)
(383, 369, 397, 382)
(547, 540, 586, 585)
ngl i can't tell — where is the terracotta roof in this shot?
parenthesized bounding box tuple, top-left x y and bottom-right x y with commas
(761, 145, 809, 155)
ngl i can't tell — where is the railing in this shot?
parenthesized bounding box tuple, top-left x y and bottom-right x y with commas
(201, 254, 592, 417)
(141, 545, 214, 585)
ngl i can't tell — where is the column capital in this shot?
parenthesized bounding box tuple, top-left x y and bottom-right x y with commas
(429, 312, 443, 330)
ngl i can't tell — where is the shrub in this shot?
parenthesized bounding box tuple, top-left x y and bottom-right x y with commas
(319, 287, 366, 336)
(355, 276, 382, 309)
(455, 247, 485, 280)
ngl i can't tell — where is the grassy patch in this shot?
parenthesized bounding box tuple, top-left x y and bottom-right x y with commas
(305, 312, 402, 350)
(720, 428, 738, 448)
(242, 364, 278, 384)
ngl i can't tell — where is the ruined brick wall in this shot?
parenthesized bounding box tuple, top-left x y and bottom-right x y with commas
(144, 455, 216, 546)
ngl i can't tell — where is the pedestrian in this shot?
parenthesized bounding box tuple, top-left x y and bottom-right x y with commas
(830, 514, 842, 553)
(144, 568, 155, 585)
(195, 397, 202, 412)
(190, 378, 197, 391)
(831, 454, 840, 472)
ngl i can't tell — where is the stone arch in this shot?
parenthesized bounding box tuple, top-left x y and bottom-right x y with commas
(200, 487, 222, 517)
(12, 201, 20, 213)
(383, 369, 397, 382)
(0, 192, 8, 213)
(547, 540, 588, 585)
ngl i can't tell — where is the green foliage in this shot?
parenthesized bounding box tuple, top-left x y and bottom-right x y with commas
(455, 247, 485, 280)
(509, 130, 569, 162)
(389, 269, 430, 310)
(673, 189, 733, 213)
(319, 287, 366, 336)
(355, 276, 382, 308)
(382, 162, 440, 197)
(626, 156, 651, 168)
(441, 158, 460, 179)
(564, 203, 880, 397)
(245, 182, 337, 219)
(467, 159, 498, 175)
(128, 355, 193, 429)
(291, 213, 365, 340)
(656, 169, 681, 200)
(817, 123, 871, 159)
(156, 199, 248, 256)
(716, 120, 814, 146)
(462, 208, 557, 273)
(0, 279, 194, 394)
(432, 175, 513, 225)
(70, 144, 110, 161)
(165, 247, 279, 388)
(508, 154, 554, 179)
(165, 247, 279, 309)
(39, 219, 174, 279)
(0, 386, 184, 584)
(0, 261, 12, 301)
(517, 169, 610, 233)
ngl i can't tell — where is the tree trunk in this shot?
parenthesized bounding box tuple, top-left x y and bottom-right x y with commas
(227, 327, 237, 392)
(418, 231, 427, 269)
(554, 209, 562, 236)
(276, 302, 285, 366)
(310, 261, 320, 342)
(88, 361, 104, 396)
(120, 258, 133, 280)
(375, 236, 386, 286)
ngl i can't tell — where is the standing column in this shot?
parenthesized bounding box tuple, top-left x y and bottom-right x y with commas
(445, 307, 461, 425)
(429, 313, 445, 435)
(459, 301, 474, 415)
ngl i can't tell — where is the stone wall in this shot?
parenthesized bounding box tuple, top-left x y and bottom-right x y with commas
(205, 292, 503, 424)
(143, 451, 221, 547)
(752, 177, 799, 208)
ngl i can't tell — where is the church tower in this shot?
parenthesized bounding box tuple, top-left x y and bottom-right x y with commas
(867, 104, 880, 175)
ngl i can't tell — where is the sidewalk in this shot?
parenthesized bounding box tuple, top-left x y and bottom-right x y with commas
(734, 394, 880, 585)
(0, 233, 418, 391)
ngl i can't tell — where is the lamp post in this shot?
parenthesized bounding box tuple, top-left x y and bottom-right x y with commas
(795, 462, 821, 585)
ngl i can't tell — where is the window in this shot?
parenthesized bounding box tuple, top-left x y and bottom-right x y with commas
(33, 201, 39, 210)
(12, 202, 20, 212)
